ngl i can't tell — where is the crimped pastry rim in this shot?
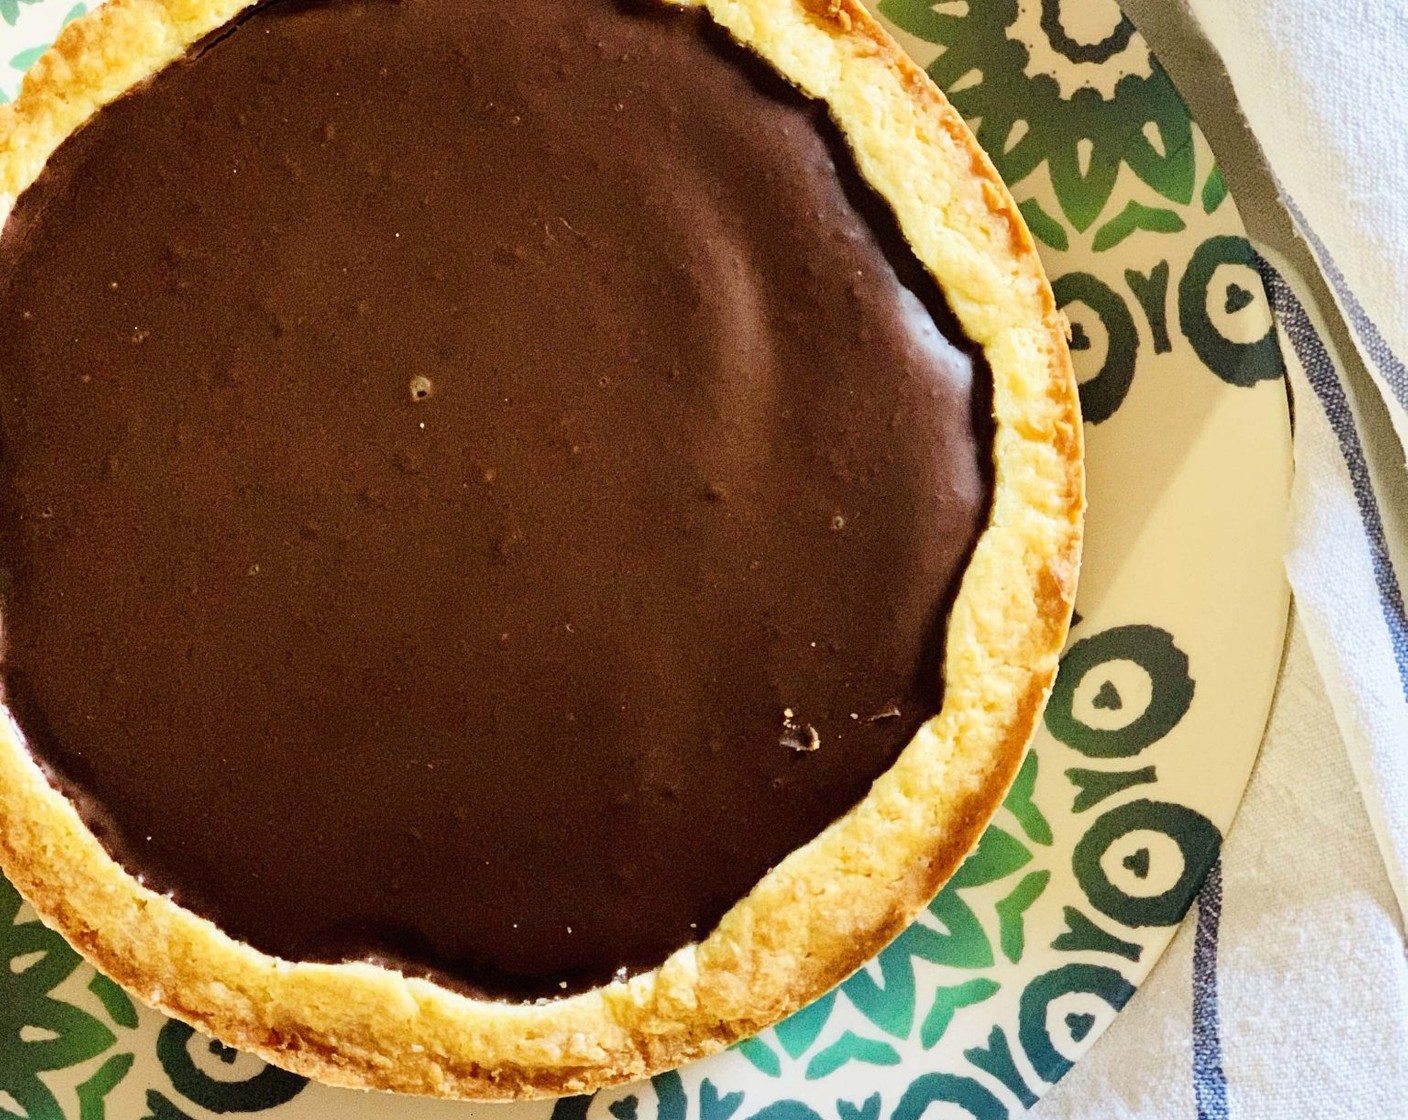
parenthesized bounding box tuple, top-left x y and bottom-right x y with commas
(0, 0, 1083, 1100)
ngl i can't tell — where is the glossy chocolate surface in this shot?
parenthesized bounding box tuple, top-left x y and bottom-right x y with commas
(0, 0, 991, 997)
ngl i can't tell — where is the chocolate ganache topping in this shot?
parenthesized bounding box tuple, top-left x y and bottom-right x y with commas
(0, 0, 993, 998)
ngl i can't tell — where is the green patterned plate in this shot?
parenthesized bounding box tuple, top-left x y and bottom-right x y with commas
(0, 0, 1291, 1116)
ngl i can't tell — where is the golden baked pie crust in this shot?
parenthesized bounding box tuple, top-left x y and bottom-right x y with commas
(0, 0, 1083, 1100)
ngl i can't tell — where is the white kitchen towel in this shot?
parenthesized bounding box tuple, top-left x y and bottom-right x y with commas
(1185, 0, 1408, 457)
(1185, 0, 1408, 937)
(1038, 0, 1408, 1115)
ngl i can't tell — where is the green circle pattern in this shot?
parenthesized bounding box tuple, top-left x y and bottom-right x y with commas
(1052, 272, 1139, 424)
(1073, 799, 1223, 927)
(1045, 625, 1196, 757)
(1018, 964, 1136, 1084)
(1179, 235, 1286, 386)
(156, 1021, 306, 1114)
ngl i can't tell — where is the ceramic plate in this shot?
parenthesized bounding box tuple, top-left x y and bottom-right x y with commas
(0, 0, 1292, 1116)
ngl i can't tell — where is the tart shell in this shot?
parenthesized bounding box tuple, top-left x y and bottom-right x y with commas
(0, 0, 1083, 1099)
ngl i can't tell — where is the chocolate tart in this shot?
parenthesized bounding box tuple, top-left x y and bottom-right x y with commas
(0, 0, 1082, 1100)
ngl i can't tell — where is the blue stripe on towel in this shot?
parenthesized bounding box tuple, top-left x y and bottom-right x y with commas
(1257, 262, 1408, 702)
(1192, 859, 1229, 1120)
(1281, 192, 1408, 413)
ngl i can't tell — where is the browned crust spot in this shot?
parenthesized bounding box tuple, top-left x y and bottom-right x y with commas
(0, 0, 1083, 1099)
